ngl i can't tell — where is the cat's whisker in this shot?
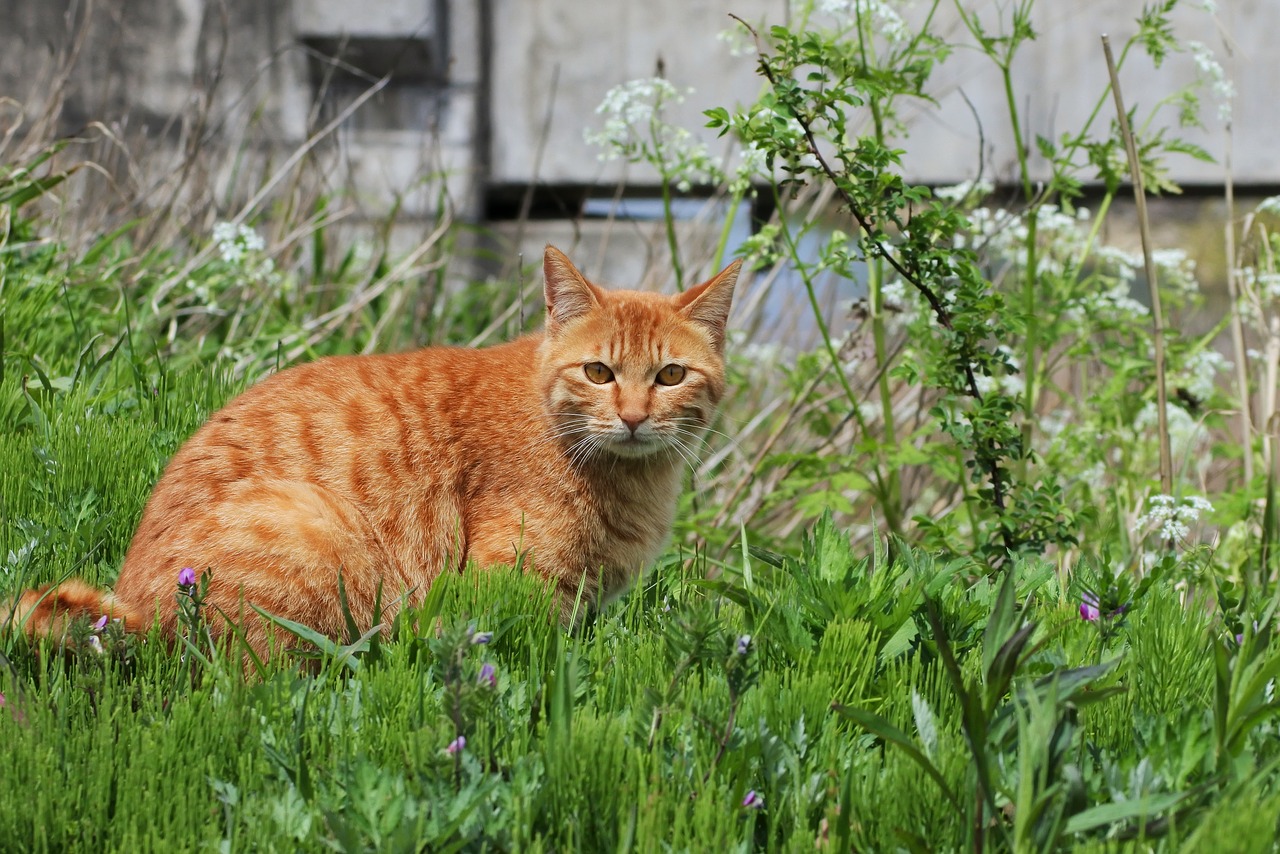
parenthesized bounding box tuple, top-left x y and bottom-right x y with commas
(564, 434, 596, 467)
(664, 439, 701, 473)
(663, 425, 715, 451)
(547, 420, 604, 445)
(548, 427, 594, 444)
(669, 419, 743, 454)
(566, 432, 609, 468)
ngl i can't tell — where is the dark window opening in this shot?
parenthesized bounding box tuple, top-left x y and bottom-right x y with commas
(302, 35, 447, 133)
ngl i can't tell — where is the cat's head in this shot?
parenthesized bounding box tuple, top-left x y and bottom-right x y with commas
(539, 245, 739, 463)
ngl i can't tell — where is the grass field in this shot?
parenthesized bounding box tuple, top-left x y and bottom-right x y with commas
(3, 222, 1280, 852)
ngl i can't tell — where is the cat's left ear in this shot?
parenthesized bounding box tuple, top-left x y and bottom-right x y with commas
(674, 260, 740, 352)
(544, 245, 602, 334)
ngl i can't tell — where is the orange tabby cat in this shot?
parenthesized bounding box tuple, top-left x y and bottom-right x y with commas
(9, 246, 738, 658)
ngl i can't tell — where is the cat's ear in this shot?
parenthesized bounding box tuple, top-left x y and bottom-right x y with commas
(674, 260, 740, 352)
(544, 245, 601, 333)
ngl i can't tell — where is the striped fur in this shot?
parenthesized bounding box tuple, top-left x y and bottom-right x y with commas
(8, 246, 738, 659)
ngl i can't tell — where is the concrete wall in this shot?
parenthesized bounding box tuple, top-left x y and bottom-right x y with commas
(0, 0, 1268, 223)
(489, 0, 1263, 188)
(0, 0, 479, 220)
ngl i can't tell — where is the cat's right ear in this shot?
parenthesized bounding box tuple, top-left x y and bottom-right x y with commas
(544, 245, 601, 334)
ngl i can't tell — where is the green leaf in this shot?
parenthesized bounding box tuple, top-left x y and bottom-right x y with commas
(833, 704, 962, 813)
(1063, 790, 1192, 835)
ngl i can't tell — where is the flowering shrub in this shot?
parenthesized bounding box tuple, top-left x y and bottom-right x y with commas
(591, 0, 1253, 585)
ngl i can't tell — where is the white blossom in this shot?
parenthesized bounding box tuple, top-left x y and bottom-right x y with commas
(1151, 248, 1200, 296)
(1175, 348, 1230, 402)
(817, 0, 910, 44)
(584, 78, 722, 189)
(935, 179, 994, 204)
(1133, 402, 1199, 459)
(1188, 40, 1235, 123)
(1135, 493, 1213, 540)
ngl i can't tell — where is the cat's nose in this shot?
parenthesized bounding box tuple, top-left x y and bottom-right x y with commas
(619, 413, 648, 434)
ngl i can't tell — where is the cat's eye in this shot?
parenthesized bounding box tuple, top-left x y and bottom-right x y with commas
(584, 362, 615, 384)
(655, 364, 686, 386)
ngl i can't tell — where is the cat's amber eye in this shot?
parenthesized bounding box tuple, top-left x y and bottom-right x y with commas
(584, 362, 615, 384)
(655, 364, 687, 386)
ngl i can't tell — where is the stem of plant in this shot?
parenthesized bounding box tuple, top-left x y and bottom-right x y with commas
(661, 175, 685, 291)
(1222, 135, 1253, 487)
(710, 187, 743, 274)
(1102, 34, 1173, 497)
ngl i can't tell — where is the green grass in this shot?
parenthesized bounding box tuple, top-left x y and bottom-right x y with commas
(3, 216, 1280, 853)
(1, 373, 1274, 850)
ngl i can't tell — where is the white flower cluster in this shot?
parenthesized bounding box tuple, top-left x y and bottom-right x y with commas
(1174, 348, 1230, 402)
(971, 370, 1021, 398)
(879, 279, 907, 310)
(729, 142, 769, 195)
(959, 204, 1090, 278)
(817, 0, 910, 44)
(934, 179, 994, 204)
(188, 221, 280, 312)
(1234, 266, 1280, 303)
(973, 344, 1023, 397)
(1133, 401, 1200, 460)
(1151, 248, 1200, 297)
(737, 340, 791, 369)
(1135, 493, 1214, 541)
(715, 27, 755, 58)
(1187, 40, 1235, 123)
(213, 221, 266, 266)
(591, 78, 683, 137)
(583, 78, 721, 191)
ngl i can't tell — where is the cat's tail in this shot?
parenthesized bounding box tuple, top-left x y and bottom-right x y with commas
(2, 580, 140, 639)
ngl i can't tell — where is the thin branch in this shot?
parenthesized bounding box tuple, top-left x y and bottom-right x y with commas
(730, 14, 952, 330)
(731, 14, 1010, 525)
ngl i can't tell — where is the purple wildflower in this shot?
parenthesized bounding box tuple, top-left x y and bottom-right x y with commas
(178, 567, 198, 588)
(742, 790, 764, 810)
(0, 692, 5, 709)
(470, 631, 493, 645)
(736, 634, 752, 656)
(92, 614, 109, 632)
(445, 735, 466, 755)
(1081, 590, 1130, 622)
(478, 663, 497, 688)
(1235, 620, 1261, 645)
(1080, 592, 1100, 622)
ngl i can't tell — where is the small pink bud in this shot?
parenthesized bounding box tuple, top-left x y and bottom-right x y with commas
(1080, 592, 1100, 622)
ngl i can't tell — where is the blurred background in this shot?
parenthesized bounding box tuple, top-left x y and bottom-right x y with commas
(0, 0, 1262, 292)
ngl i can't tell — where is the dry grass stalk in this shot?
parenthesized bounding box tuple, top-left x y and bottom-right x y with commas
(1102, 34, 1173, 496)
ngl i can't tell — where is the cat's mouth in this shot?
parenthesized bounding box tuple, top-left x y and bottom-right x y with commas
(606, 437, 660, 458)
(605, 431, 666, 459)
